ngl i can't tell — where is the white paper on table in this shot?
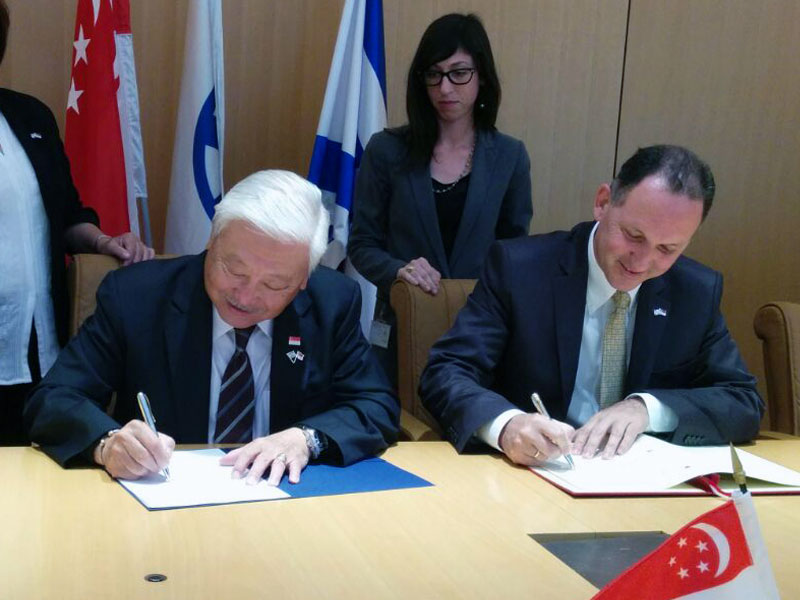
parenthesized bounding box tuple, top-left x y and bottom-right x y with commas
(118, 449, 289, 509)
(531, 435, 800, 496)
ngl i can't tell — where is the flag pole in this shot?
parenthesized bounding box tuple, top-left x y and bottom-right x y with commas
(137, 196, 153, 248)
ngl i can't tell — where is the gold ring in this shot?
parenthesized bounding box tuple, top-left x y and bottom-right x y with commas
(275, 453, 287, 463)
(533, 450, 541, 459)
(405, 265, 415, 273)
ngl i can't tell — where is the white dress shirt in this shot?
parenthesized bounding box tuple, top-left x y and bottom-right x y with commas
(0, 110, 59, 385)
(478, 223, 678, 450)
(207, 308, 273, 443)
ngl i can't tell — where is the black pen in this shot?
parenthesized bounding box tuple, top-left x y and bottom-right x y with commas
(137, 391, 171, 480)
(730, 443, 748, 494)
(531, 393, 576, 469)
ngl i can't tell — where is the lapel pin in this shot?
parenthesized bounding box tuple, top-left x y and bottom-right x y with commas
(30, 132, 42, 139)
(286, 350, 304, 364)
(653, 308, 667, 317)
(288, 336, 301, 347)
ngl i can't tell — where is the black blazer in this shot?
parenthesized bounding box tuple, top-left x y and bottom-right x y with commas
(420, 222, 763, 451)
(25, 254, 400, 466)
(349, 128, 532, 297)
(0, 88, 99, 346)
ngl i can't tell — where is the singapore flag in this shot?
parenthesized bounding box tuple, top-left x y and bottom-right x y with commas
(593, 492, 779, 599)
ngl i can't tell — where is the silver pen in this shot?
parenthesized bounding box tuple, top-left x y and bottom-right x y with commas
(136, 391, 171, 480)
(530, 393, 576, 469)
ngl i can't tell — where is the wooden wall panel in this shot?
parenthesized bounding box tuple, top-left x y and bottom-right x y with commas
(221, 0, 343, 190)
(384, 0, 627, 233)
(617, 0, 800, 406)
(0, 0, 75, 124)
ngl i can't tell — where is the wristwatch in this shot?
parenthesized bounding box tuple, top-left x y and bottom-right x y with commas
(299, 426, 327, 460)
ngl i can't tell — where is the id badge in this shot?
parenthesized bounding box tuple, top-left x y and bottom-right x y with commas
(369, 319, 391, 349)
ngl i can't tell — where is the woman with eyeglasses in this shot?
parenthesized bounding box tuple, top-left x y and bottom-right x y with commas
(349, 12, 532, 384)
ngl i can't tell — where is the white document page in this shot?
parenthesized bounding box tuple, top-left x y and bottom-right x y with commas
(532, 435, 800, 496)
(118, 449, 289, 509)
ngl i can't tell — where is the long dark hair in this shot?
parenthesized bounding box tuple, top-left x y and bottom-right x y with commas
(404, 13, 501, 164)
(0, 0, 9, 67)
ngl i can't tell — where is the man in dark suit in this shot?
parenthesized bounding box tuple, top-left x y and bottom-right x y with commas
(420, 145, 763, 466)
(25, 170, 399, 484)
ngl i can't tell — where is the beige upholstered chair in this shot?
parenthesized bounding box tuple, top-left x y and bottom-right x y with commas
(753, 301, 800, 435)
(390, 279, 477, 440)
(67, 254, 122, 336)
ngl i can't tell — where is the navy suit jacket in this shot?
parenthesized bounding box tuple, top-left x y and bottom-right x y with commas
(349, 128, 532, 298)
(420, 222, 763, 452)
(25, 254, 400, 466)
(0, 88, 99, 346)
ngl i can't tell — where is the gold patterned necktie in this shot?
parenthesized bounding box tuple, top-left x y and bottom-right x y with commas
(599, 290, 631, 408)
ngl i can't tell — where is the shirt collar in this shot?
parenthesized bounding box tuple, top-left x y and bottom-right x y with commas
(212, 306, 273, 343)
(586, 222, 640, 314)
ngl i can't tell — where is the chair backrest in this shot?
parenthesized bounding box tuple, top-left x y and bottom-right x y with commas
(753, 301, 800, 435)
(390, 279, 476, 434)
(67, 254, 122, 337)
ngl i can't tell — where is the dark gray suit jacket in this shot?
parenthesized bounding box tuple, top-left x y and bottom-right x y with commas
(420, 222, 764, 452)
(349, 128, 532, 298)
(25, 254, 400, 466)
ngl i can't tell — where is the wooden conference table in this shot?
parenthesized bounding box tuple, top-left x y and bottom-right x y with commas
(2, 435, 799, 599)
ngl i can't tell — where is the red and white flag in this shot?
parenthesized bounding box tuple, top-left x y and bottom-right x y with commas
(65, 0, 147, 239)
(593, 492, 779, 599)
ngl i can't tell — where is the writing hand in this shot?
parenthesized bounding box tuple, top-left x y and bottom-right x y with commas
(95, 420, 174, 479)
(499, 413, 575, 466)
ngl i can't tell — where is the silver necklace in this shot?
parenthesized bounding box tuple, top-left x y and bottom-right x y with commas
(432, 140, 475, 194)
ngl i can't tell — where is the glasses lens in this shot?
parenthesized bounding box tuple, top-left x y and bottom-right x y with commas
(423, 70, 443, 86)
(449, 69, 474, 84)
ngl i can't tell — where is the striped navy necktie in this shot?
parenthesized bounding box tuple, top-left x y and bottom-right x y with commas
(214, 326, 257, 444)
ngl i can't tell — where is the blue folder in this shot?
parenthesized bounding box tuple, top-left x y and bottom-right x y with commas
(278, 456, 432, 498)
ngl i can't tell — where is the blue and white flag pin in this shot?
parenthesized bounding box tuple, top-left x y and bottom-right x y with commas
(653, 307, 668, 317)
(286, 350, 305, 364)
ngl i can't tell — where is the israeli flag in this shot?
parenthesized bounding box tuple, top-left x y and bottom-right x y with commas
(309, 0, 387, 335)
(164, 0, 224, 255)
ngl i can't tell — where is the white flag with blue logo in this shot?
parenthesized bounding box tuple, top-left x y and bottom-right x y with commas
(308, 0, 387, 335)
(164, 0, 224, 255)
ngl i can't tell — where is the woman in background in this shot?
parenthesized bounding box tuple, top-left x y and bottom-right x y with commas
(0, 0, 153, 445)
(349, 13, 532, 383)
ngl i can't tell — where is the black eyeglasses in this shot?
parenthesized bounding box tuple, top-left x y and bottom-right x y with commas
(421, 67, 477, 87)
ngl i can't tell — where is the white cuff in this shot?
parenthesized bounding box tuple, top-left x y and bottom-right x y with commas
(630, 392, 678, 432)
(476, 409, 526, 451)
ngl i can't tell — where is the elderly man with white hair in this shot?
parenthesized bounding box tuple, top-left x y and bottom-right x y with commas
(25, 170, 399, 485)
